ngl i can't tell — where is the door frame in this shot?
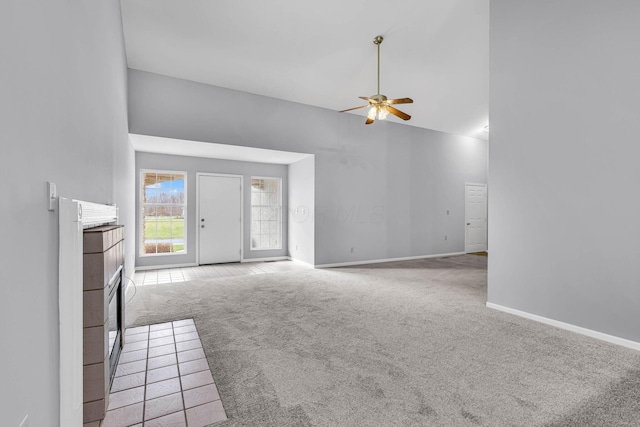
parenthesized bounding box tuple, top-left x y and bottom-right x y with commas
(196, 172, 244, 265)
(464, 182, 488, 253)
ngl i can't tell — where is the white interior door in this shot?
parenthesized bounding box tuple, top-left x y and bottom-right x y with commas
(198, 174, 242, 264)
(465, 183, 488, 253)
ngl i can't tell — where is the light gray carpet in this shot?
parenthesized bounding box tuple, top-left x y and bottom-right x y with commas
(126, 256, 640, 426)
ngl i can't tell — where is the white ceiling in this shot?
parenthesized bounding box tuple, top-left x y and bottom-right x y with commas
(121, 0, 489, 139)
(130, 134, 312, 165)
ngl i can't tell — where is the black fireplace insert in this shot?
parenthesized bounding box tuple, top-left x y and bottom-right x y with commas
(107, 266, 124, 387)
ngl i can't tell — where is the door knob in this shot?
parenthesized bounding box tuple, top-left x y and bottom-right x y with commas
(201, 225, 205, 228)
(467, 223, 471, 225)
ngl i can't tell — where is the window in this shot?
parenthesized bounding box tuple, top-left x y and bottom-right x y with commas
(141, 171, 187, 256)
(250, 177, 282, 250)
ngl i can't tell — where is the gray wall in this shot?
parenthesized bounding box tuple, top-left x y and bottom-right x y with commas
(288, 156, 316, 265)
(128, 69, 487, 266)
(136, 152, 289, 268)
(0, 1, 134, 425)
(489, 0, 640, 342)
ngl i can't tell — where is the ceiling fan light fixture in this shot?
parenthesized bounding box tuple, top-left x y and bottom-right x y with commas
(368, 105, 389, 121)
(377, 106, 389, 120)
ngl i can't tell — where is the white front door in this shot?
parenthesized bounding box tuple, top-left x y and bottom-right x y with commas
(465, 183, 488, 253)
(198, 174, 242, 264)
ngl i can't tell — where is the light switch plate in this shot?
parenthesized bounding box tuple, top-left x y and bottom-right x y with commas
(47, 181, 57, 211)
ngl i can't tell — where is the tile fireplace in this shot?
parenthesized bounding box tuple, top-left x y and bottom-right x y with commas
(82, 225, 125, 425)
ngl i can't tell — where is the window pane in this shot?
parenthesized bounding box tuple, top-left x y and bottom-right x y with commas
(171, 174, 185, 204)
(144, 188, 158, 204)
(143, 206, 157, 254)
(251, 178, 264, 191)
(156, 173, 172, 184)
(170, 206, 185, 253)
(143, 206, 157, 239)
(267, 207, 278, 221)
(260, 207, 269, 221)
(251, 207, 260, 221)
(144, 242, 158, 255)
(143, 172, 160, 203)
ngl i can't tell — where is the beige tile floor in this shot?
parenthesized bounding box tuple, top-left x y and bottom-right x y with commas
(132, 260, 309, 286)
(100, 319, 226, 427)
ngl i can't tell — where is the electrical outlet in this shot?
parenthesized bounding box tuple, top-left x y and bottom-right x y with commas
(19, 414, 29, 427)
(444, 235, 448, 240)
(446, 210, 450, 215)
(350, 247, 354, 253)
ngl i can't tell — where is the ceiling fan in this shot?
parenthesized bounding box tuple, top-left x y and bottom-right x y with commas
(340, 35, 413, 125)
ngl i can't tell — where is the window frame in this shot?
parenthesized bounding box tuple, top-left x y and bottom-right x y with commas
(139, 169, 188, 257)
(250, 176, 283, 251)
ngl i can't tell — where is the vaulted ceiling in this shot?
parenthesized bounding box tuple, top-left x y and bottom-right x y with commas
(120, 0, 489, 139)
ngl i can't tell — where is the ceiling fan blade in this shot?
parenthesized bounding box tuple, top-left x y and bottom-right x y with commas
(339, 105, 369, 113)
(387, 106, 411, 121)
(387, 97, 413, 105)
(359, 96, 375, 103)
(365, 117, 375, 125)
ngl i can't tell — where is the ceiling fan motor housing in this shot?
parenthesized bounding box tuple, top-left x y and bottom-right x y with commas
(370, 94, 387, 104)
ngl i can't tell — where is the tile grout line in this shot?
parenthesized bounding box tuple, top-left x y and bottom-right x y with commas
(174, 321, 189, 426)
(140, 327, 149, 427)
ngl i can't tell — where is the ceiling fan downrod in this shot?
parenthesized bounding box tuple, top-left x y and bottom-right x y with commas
(374, 35, 383, 96)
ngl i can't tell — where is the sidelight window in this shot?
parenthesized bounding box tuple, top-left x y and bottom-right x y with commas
(250, 177, 282, 250)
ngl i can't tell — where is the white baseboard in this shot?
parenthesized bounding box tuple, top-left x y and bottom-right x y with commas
(135, 262, 198, 271)
(241, 256, 290, 263)
(289, 257, 315, 269)
(486, 302, 640, 352)
(315, 252, 466, 269)
(136, 257, 296, 269)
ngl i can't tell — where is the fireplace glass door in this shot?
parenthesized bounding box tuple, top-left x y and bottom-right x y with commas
(107, 273, 123, 385)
